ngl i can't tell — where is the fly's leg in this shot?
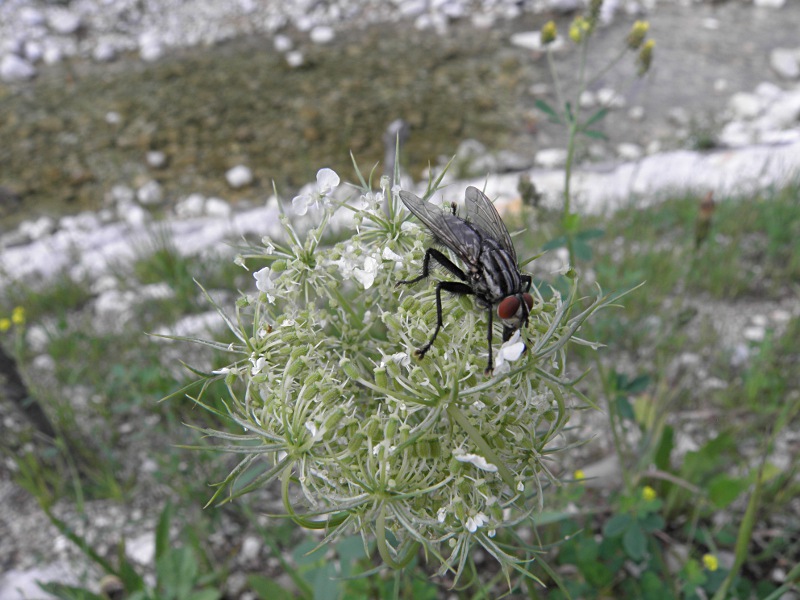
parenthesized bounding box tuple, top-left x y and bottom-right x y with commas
(397, 248, 467, 287)
(485, 308, 494, 376)
(415, 281, 473, 359)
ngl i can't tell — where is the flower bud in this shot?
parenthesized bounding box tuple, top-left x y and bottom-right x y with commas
(637, 39, 655, 75)
(569, 16, 589, 44)
(374, 365, 388, 389)
(271, 259, 287, 272)
(540, 21, 557, 46)
(322, 409, 345, 440)
(627, 20, 649, 50)
(340, 358, 360, 380)
(384, 416, 399, 440)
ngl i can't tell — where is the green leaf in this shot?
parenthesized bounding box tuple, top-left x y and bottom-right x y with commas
(542, 235, 568, 251)
(186, 590, 221, 600)
(37, 583, 106, 600)
(575, 228, 605, 242)
(603, 513, 633, 537)
(157, 547, 199, 600)
(582, 129, 608, 140)
(247, 575, 294, 600)
(622, 523, 647, 560)
(654, 425, 674, 472)
(155, 502, 173, 563)
(583, 107, 609, 128)
(574, 240, 593, 262)
(708, 474, 750, 508)
(534, 99, 562, 123)
(563, 212, 581, 233)
(311, 562, 340, 600)
(615, 396, 635, 421)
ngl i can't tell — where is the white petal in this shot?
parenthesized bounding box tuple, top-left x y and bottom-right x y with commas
(382, 247, 403, 262)
(454, 452, 498, 472)
(254, 267, 274, 293)
(292, 194, 311, 215)
(315, 168, 340, 193)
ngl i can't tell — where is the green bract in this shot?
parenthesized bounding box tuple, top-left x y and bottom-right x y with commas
(185, 163, 621, 582)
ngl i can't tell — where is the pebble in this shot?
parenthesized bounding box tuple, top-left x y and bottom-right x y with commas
(139, 31, 163, 62)
(136, 179, 164, 205)
(534, 148, 568, 169)
(226, 165, 253, 188)
(285, 50, 304, 68)
(728, 92, 762, 120)
(273, 34, 292, 52)
(47, 9, 82, 35)
(93, 40, 117, 62)
(0, 54, 36, 82)
(175, 193, 206, 217)
(770, 48, 800, 80)
(754, 0, 785, 7)
(310, 26, 335, 44)
(146, 150, 167, 169)
(617, 143, 643, 161)
(205, 197, 232, 217)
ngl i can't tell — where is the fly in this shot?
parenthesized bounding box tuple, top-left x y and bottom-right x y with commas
(397, 186, 533, 375)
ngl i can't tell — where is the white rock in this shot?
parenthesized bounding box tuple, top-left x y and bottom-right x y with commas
(126, 533, 156, 566)
(146, 150, 167, 168)
(110, 184, 134, 204)
(226, 165, 253, 189)
(93, 40, 117, 62)
(755, 81, 783, 100)
(754, 0, 785, 6)
(42, 43, 62, 65)
(579, 90, 596, 109)
(175, 193, 206, 217)
(119, 202, 149, 226)
(770, 48, 800, 80)
(743, 325, 765, 342)
(762, 91, 800, 129)
(205, 197, 231, 217)
(628, 106, 645, 121)
(273, 34, 292, 52)
(399, 0, 427, 17)
(471, 13, 496, 28)
(534, 148, 568, 169)
(47, 9, 82, 35)
(597, 87, 625, 109)
(285, 50, 304, 68)
(137, 180, 163, 205)
(728, 92, 762, 120)
(139, 31, 163, 62)
(239, 535, 262, 562)
(718, 121, 753, 148)
(713, 78, 728, 93)
(1, 54, 36, 82)
(701, 18, 720, 30)
(19, 216, 56, 240)
(105, 111, 122, 125)
(617, 143, 643, 161)
(750, 314, 768, 328)
(24, 41, 43, 63)
(60, 212, 99, 232)
(510, 31, 563, 52)
(26, 325, 50, 354)
(310, 26, 335, 44)
(20, 7, 45, 26)
(32, 354, 56, 374)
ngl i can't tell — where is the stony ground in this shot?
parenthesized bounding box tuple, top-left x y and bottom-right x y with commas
(1, 0, 799, 597)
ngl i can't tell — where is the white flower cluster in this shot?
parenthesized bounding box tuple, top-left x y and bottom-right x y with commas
(187, 166, 616, 581)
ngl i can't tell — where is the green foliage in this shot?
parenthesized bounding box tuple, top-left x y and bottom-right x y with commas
(38, 503, 223, 600)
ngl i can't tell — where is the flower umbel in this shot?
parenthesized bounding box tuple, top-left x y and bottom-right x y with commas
(181, 163, 623, 583)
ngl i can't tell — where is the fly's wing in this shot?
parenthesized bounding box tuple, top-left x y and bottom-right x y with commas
(399, 191, 482, 264)
(464, 186, 516, 263)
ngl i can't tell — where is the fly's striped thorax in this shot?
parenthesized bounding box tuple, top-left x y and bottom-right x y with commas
(477, 239, 521, 302)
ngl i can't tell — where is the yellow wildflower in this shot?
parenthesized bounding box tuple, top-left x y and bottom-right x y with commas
(642, 485, 657, 501)
(702, 554, 719, 572)
(637, 39, 655, 76)
(11, 306, 25, 325)
(569, 16, 590, 43)
(573, 469, 586, 481)
(627, 20, 650, 50)
(541, 21, 557, 46)
(0, 318, 10, 332)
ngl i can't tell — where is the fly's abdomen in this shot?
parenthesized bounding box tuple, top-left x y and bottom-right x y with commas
(479, 241, 521, 302)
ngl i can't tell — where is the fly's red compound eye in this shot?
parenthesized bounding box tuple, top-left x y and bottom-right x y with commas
(497, 296, 521, 320)
(523, 293, 533, 311)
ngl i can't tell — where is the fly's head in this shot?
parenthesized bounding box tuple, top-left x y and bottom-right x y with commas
(497, 292, 534, 330)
